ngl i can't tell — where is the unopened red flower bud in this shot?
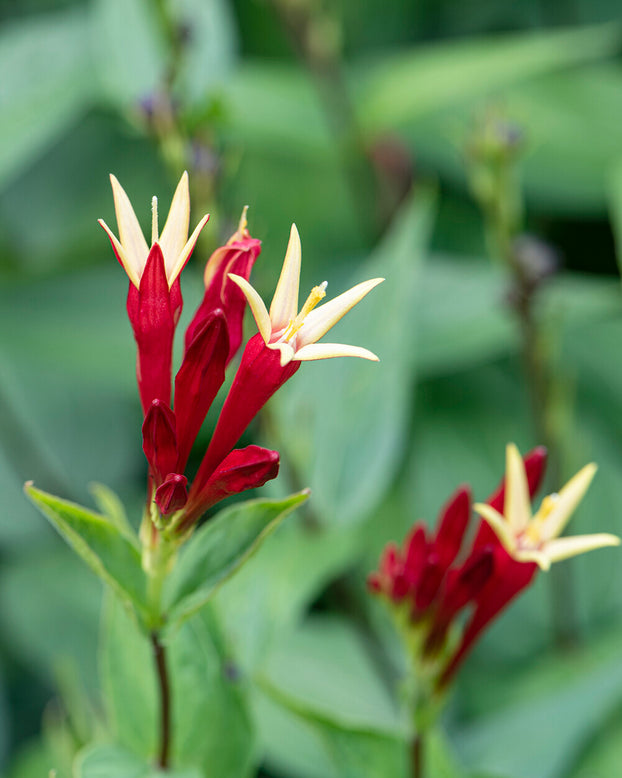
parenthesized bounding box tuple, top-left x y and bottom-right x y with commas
(155, 473, 188, 515)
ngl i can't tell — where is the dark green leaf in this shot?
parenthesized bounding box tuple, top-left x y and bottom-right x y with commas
(164, 490, 309, 623)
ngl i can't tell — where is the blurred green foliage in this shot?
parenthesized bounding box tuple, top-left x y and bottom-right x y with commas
(3, 0, 622, 776)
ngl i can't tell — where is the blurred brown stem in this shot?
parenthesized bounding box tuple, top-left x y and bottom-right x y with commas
(151, 631, 172, 769)
(411, 732, 424, 778)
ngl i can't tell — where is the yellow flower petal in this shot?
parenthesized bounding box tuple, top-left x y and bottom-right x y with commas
(109, 174, 149, 279)
(269, 223, 301, 332)
(228, 273, 272, 344)
(543, 533, 619, 564)
(294, 343, 379, 361)
(504, 443, 532, 534)
(473, 502, 516, 555)
(514, 548, 551, 571)
(296, 278, 384, 348)
(537, 463, 597, 542)
(98, 218, 137, 286)
(159, 171, 191, 279)
(169, 214, 210, 286)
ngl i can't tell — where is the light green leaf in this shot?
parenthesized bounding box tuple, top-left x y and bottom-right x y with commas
(77, 744, 202, 778)
(24, 484, 148, 622)
(0, 8, 94, 188)
(256, 680, 407, 778)
(414, 256, 518, 376)
(164, 490, 309, 623)
(213, 516, 361, 671)
(90, 0, 164, 106)
(454, 649, 622, 778)
(258, 616, 404, 735)
(272, 191, 435, 527)
(100, 597, 254, 774)
(173, 0, 238, 103)
(89, 482, 137, 546)
(358, 23, 621, 132)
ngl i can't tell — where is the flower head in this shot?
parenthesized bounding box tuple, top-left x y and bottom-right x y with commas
(99, 171, 209, 288)
(474, 443, 619, 571)
(229, 224, 383, 366)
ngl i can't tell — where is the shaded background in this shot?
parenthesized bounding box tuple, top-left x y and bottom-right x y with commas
(3, 0, 622, 776)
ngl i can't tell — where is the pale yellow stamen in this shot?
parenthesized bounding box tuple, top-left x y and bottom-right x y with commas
(524, 493, 559, 545)
(283, 282, 327, 340)
(151, 196, 158, 245)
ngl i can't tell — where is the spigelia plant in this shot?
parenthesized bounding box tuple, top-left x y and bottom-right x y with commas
(368, 443, 619, 777)
(25, 172, 383, 773)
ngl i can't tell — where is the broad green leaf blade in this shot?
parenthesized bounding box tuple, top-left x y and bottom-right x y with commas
(358, 23, 621, 132)
(213, 517, 361, 672)
(164, 490, 309, 623)
(256, 680, 408, 778)
(90, 0, 164, 106)
(272, 191, 435, 527)
(0, 8, 94, 189)
(100, 596, 254, 774)
(25, 484, 148, 621)
(89, 482, 137, 546)
(77, 743, 202, 778)
(454, 650, 622, 778)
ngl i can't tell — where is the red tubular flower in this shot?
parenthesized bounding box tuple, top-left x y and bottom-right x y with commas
(185, 208, 261, 365)
(156, 474, 189, 515)
(174, 310, 229, 472)
(142, 400, 178, 486)
(127, 245, 175, 412)
(189, 333, 299, 493)
(181, 445, 280, 529)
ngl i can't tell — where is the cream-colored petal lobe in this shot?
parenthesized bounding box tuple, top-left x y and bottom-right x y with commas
(294, 343, 379, 361)
(98, 218, 138, 285)
(268, 341, 296, 367)
(168, 214, 210, 285)
(160, 171, 191, 278)
(269, 224, 301, 331)
(109, 174, 149, 277)
(538, 463, 597, 541)
(514, 548, 551, 571)
(543, 533, 620, 564)
(474, 503, 516, 555)
(504, 443, 532, 534)
(228, 274, 272, 343)
(296, 278, 384, 348)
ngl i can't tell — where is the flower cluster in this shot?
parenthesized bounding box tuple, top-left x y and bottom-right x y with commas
(369, 444, 619, 692)
(100, 173, 383, 533)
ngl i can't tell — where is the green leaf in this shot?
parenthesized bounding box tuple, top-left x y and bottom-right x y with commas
(164, 490, 309, 623)
(0, 8, 94, 188)
(90, 0, 164, 107)
(414, 256, 518, 377)
(258, 616, 404, 734)
(24, 484, 148, 623)
(173, 0, 238, 104)
(358, 23, 621, 132)
(272, 191, 435, 527)
(100, 597, 254, 775)
(0, 549, 101, 692)
(213, 516, 361, 672)
(89, 482, 137, 546)
(77, 744, 202, 778)
(454, 649, 622, 778)
(256, 680, 407, 778)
